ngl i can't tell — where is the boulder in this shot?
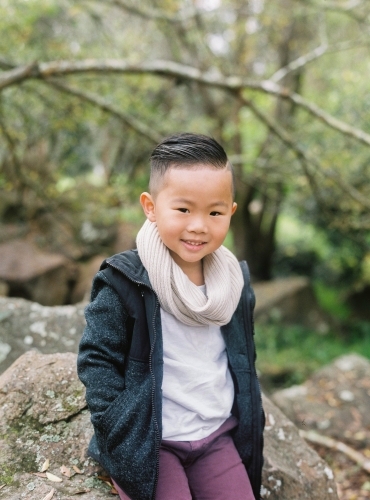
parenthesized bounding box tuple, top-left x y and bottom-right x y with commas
(0, 351, 338, 499)
(271, 353, 370, 447)
(0, 297, 86, 375)
(253, 277, 330, 330)
(0, 351, 108, 499)
(0, 280, 9, 297)
(261, 394, 338, 499)
(0, 238, 75, 306)
(70, 255, 107, 304)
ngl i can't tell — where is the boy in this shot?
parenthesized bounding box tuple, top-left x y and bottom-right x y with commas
(77, 133, 264, 500)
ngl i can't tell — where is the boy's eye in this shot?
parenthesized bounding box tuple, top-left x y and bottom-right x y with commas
(178, 208, 189, 213)
(210, 211, 221, 216)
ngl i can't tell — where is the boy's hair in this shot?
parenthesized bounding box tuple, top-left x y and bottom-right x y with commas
(149, 133, 235, 198)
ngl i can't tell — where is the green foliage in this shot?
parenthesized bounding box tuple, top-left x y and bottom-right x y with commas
(0, 0, 369, 290)
(313, 282, 350, 320)
(256, 319, 370, 391)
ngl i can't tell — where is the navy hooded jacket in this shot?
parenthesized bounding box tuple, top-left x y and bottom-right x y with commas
(77, 249, 264, 500)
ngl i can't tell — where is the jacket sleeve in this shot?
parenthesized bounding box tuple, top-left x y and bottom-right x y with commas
(77, 272, 130, 427)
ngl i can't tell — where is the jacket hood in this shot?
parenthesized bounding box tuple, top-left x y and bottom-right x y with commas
(102, 249, 152, 289)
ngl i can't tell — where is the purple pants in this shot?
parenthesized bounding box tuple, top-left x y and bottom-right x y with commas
(112, 416, 255, 500)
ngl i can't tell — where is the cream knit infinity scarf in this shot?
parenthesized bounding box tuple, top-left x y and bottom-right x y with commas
(136, 219, 244, 326)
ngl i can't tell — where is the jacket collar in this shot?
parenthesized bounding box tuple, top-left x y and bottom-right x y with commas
(103, 249, 152, 289)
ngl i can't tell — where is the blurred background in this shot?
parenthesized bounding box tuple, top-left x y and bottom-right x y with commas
(1, 1, 370, 497)
(0, 0, 370, 387)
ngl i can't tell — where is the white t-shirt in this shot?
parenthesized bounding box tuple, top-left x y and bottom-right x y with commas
(161, 285, 234, 441)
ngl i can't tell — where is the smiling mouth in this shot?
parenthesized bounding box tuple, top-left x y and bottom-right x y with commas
(182, 240, 206, 246)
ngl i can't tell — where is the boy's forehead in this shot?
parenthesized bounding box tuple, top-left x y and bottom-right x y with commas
(163, 164, 231, 182)
(151, 163, 234, 200)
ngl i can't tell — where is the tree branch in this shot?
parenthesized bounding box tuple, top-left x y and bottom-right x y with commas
(2, 58, 370, 148)
(300, 0, 367, 22)
(270, 44, 328, 83)
(238, 93, 370, 210)
(0, 63, 38, 90)
(99, 0, 195, 22)
(45, 79, 162, 144)
(0, 57, 14, 70)
(238, 94, 323, 203)
(300, 429, 370, 474)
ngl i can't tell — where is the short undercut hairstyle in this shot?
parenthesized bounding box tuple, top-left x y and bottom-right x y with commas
(149, 133, 235, 198)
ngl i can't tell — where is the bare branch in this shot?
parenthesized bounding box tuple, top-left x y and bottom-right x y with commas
(2, 58, 370, 149)
(239, 93, 370, 210)
(99, 0, 195, 22)
(300, 429, 370, 474)
(239, 94, 323, 202)
(270, 44, 328, 83)
(0, 57, 14, 70)
(46, 79, 162, 144)
(0, 63, 38, 90)
(300, 0, 367, 22)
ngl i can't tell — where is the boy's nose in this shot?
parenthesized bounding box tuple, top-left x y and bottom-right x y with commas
(186, 216, 207, 233)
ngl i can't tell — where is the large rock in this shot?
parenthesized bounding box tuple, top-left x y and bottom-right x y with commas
(70, 255, 107, 304)
(271, 353, 370, 447)
(0, 351, 108, 499)
(253, 276, 330, 330)
(0, 238, 75, 306)
(0, 297, 86, 374)
(0, 351, 338, 499)
(262, 394, 338, 499)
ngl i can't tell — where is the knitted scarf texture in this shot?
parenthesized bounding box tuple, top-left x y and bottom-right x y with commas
(136, 219, 244, 326)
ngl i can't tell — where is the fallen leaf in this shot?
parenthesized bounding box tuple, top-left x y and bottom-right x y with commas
(33, 472, 47, 478)
(72, 465, 83, 474)
(71, 488, 91, 495)
(46, 472, 63, 483)
(42, 488, 55, 500)
(0, 484, 5, 490)
(110, 487, 119, 495)
(41, 459, 50, 472)
(60, 465, 71, 478)
(98, 475, 112, 482)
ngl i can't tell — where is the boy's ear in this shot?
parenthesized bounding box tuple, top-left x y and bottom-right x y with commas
(231, 202, 237, 215)
(140, 192, 156, 222)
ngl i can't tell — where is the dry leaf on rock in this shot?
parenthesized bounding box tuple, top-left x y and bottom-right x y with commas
(71, 488, 91, 495)
(42, 488, 55, 500)
(46, 472, 63, 483)
(33, 472, 47, 478)
(41, 459, 50, 472)
(60, 465, 71, 478)
(110, 487, 119, 495)
(0, 485, 5, 490)
(72, 465, 83, 474)
(98, 475, 111, 482)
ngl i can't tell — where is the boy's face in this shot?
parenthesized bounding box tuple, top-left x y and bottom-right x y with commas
(140, 165, 237, 276)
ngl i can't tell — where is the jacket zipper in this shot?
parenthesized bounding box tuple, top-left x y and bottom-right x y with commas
(105, 260, 161, 500)
(150, 299, 160, 499)
(241, 262, 264, 499)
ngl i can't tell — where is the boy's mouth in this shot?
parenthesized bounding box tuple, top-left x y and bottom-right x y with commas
(183, 240, 205, 246)
(181, 240, 206, 249)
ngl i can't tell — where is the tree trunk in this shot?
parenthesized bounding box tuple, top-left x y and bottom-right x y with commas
(231, 11, 309, 280)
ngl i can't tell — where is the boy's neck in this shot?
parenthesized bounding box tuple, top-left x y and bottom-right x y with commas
(170, 253, 205, 286)
(185, 265, 205, 286)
